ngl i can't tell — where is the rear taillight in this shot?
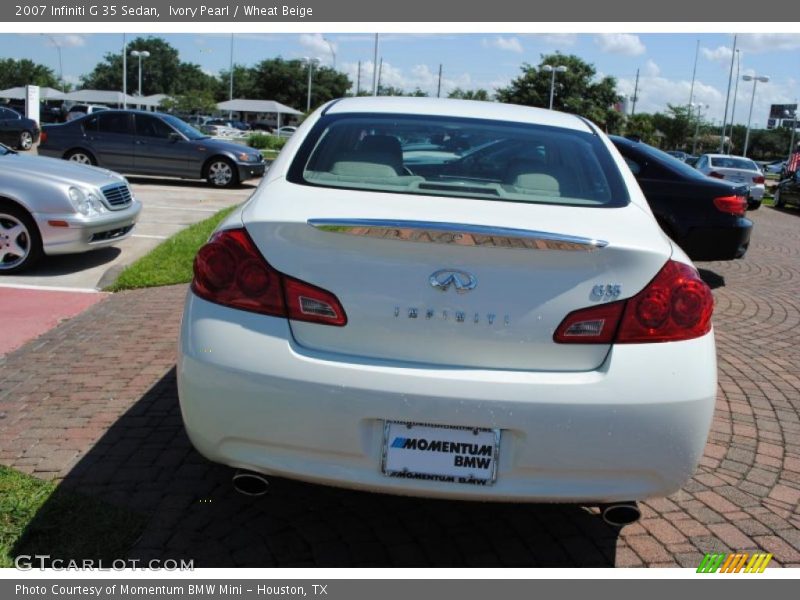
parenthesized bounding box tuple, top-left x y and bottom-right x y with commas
(708, 171, 725, 179)
(39, 131, 47, 144)
(713, 195, 747, 217)
(554, 260, 713, 344)
(192, 228, 347, 326)
(752, 175, 765, 184)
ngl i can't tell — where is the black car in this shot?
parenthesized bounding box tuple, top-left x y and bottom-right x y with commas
(39, 110, 266, 188)
(774, 171, 800, 209)
(611, 136, 753, 261)
(0, 106, 40, 151)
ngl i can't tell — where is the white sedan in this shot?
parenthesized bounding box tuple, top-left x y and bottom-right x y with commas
(178, 97, 716, 526)
(695, 153, 766, 209)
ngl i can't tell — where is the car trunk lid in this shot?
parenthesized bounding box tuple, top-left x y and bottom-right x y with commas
(243, 181, 672, 371)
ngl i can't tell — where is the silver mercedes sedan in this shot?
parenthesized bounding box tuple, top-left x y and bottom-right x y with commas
(0, 143, 141, 273)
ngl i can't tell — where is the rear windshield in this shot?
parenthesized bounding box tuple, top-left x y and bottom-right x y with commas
(710, 156, 759, 171)
(289, 114, 629, 207)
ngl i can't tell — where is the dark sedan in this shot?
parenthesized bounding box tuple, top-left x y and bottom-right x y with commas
(774, 171, 800, 209)
(611, 136, 752, 261)
(39, 110, 265, 187)
(0, 106, 40, 151)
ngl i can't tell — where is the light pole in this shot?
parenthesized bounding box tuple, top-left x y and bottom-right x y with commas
(691, 102, 709, 155)
(304, 57, 320, 113)
(726, 49, 740, 153)
(129, 50, 150, 101)
(323, 37, 336, 68)
(122, 34, 127, 109)
(41, 34, 64, 91)
(742, 74, 769, 157)
(540, 64, 567, 110)
(228, 34, 234, 119)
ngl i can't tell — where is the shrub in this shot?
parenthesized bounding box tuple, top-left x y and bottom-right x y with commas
(247, 133, 287, 151)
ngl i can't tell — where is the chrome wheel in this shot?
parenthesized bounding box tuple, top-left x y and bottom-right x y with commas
(0, 213, 31, 271)
(208, 160, 234, 187)
(18, 131, 33, 151)
(68, 152, 92, 165)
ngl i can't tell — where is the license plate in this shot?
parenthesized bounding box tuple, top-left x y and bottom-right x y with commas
(382, 421, 500, 485)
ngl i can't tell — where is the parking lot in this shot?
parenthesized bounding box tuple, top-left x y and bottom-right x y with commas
(0, 204, 798, 568)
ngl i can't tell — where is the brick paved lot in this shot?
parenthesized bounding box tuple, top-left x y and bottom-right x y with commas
(1, 206, 799, 567)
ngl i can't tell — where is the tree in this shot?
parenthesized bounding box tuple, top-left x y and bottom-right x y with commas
(496, 53, 621, 130)
(377, 86, 428, 97)
(651, 104, 694, 150)
(448, 88, 493, 101)
(81, 36, 219, 97)
(0, 58, 59, 89)
(624, 113, 658, 145)
(246, 58, 351, 112)
(160, 90, 218, 115)
(217, 65, 259, 101)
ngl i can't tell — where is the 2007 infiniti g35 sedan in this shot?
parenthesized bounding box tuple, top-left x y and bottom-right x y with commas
(178, 98, 716, 517)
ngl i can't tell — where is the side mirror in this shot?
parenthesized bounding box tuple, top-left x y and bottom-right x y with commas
(168, 132, 182, 143)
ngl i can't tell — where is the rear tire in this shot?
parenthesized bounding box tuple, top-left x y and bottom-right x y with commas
(205, 157, 239, 188)
(0, 202, 43, 274)
(774, 188, 785, 208)
(17, 130, 34, 151)
(65, 149, 96, 165)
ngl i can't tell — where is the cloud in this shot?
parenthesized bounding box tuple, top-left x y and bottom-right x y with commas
(530, 33, 578, 48)
(643, 59, 660, 77)
(616, 74, 724, 119)
(701, 45, 733, 64)
(738, 33, 800, 53)
(25, 33, 87, 48)
(481, 36, 523, 54)
(340, 60, 473, 96)
(299, 33, 336, 64)
(594, 33, 645, 56)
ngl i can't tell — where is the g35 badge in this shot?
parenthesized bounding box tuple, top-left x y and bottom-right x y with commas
(591, 284, 622, 301)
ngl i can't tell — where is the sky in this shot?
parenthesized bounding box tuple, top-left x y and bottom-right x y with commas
(1, 32, 798, 127)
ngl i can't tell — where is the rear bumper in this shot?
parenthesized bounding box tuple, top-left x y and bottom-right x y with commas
(34, 200, 142, 255)
(178, 292, 717, 503)
(678, 218, 753, 261)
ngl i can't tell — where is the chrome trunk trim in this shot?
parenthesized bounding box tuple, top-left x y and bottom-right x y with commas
(307, 219, 608, 252)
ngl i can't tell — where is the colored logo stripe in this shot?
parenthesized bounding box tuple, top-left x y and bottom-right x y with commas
(697, 553, 772, 573)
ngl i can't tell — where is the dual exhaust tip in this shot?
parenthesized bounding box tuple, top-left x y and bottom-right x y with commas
(231, 470, 642, 528)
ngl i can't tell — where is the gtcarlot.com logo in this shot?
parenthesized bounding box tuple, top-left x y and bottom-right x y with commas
(696, 552, 772, 573)
(14, 555, 194, 571)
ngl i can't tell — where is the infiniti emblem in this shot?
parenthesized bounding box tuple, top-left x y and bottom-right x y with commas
(429, 269, 477, 293)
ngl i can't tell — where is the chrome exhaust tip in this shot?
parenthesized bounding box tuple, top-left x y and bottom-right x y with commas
(600, 501, 641, 527)
(232, 470, 270, 496)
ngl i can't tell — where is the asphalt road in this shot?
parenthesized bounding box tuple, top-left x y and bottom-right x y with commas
(1, 175, 258, 290)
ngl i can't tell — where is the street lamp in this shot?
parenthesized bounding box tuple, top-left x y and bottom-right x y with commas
(129, 50, 150, 100)
(304, 57, 320, 113)
(691, 102, 709, 155)
(323, 37, 336, 68)
(742, 74, 769, 157)
(540, 64, 568, 110)
(41, 34, 64, 91)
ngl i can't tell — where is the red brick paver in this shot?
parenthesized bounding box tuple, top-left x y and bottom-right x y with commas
(0, 286, 106, 356)
(0, 206, 799, 567)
